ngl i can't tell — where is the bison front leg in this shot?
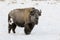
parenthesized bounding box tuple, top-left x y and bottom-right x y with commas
(28, 23, 34, 31)
(24, 23, 34, 35)
(24, 25, 31, 35)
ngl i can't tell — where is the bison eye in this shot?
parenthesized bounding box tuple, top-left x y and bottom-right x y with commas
(30, 11, 35, 16)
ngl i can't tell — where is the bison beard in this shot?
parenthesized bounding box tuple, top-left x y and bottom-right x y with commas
(8, 7, 41, 35)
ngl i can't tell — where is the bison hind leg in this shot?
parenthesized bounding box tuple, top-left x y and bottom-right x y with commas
(8, 24, 12, 33)
(8, 16, 13, 33)
(8, 16, 16, 33)
(8, 23, 16, 33)
(12, 23, 16, 33)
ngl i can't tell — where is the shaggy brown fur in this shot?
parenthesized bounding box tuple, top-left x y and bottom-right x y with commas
(8, 8, 34, 25)
(8, 7, 41, 35)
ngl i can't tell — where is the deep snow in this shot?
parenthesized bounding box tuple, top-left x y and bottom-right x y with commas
(0, 1, 60, 40)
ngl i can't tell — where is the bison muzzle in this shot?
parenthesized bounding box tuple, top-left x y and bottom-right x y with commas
(8, 7, 42, 35)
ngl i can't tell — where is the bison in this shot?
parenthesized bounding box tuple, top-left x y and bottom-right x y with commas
(8, 7, 42, 35)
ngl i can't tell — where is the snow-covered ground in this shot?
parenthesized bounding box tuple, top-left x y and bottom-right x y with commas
(0, 1, 60, 40)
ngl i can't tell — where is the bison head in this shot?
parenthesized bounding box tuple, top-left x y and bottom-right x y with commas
(30, 8, 42, 25)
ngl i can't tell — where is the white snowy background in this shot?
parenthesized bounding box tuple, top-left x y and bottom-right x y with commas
(0, 0, 60, 40)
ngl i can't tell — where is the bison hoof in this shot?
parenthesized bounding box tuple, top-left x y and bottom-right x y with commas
(13, 32, 16, 33)
(8, 31, 10, 34)
(13, 30, 16, 33)
(25, 31, 31, 35)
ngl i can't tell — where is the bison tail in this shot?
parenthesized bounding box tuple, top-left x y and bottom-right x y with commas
(8, 15, 11, 22)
